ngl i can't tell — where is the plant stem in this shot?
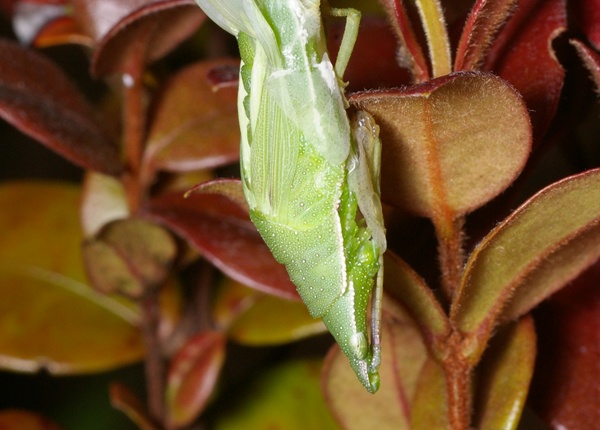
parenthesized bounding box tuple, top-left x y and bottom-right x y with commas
(436, 216, 466, 300)
(435, 216, 469, 428)
(119, 60, 165, 423)
(444, 332, 473, 430)
(141, 291, 165, 424)
(122, 69, 146, 213)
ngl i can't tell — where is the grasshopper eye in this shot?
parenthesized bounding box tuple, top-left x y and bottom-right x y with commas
(350, 331, 368, 360)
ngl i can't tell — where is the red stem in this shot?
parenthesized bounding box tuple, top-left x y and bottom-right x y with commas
(122, 70, 146, 213)
(442, 330, 473, 430)
(141, 291, 165, 424)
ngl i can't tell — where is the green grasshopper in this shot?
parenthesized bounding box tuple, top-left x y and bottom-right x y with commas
(193, 0, 386, 393)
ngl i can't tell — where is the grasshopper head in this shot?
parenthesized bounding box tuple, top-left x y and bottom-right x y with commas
(322, 292, 380, 393)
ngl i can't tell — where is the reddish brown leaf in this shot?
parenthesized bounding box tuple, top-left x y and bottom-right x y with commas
(0, 0, 15, 16)
(327, 15, 411, 91)
(144, 187, 300, 301)
(0, 39, 121, 175)
(454, 0, 518, 71)
(529, 262, 600, 430)
(572, 0, 600, 51)
(352, 72, 531, 218)
(110, 383, 157, 430)
(185, 178, 248, 212)
(0, 410, 62, 430)
(484, 0, 566, 141)
(166, 331, 226, 427)
(378, 0, 430, 82)
(70, 0, 205, 76)
(33, 16, 92, 48)
(571, 39, 600, 95)
(143, 59, 240, 181)
(11, 1, 71, 45)
(322, 297, 429, 429)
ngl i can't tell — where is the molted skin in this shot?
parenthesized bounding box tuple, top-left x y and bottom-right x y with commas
(194, 0, 386, 393)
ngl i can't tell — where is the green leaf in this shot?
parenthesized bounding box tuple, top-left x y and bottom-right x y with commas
(0, 267, 143, 374)
(351, 72, 531, 219)
(378, 0, 429, 82)
(185, 178, 248, 212)
(454, 0, 519, 71)
(212, 277, 325, 345)
(212, 359, 338, 430)
(451, 168, 600, 362)
(410, 358, 448, 430)
(474, 316, 537, 430)
(228, 294, 327, 346)
(0, 181, 143, 374)
(384, 251, 449, 344)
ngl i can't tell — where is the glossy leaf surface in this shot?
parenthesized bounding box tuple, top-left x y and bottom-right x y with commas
(166, 331, 226, 427)
(143, 59, 240, 181)
(227, 294, 326, 346)
(0, 182, 143, 373)
(352, 72, 531, 218)
(145, 183, 299, 300)
(212, 279, 324, 346)
(572, 0, 600, 51)
(0, 39, 121, 175)
(71, 0, 205, 76)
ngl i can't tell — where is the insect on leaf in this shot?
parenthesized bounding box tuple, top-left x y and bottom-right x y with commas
(193, 0, 386, 393)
